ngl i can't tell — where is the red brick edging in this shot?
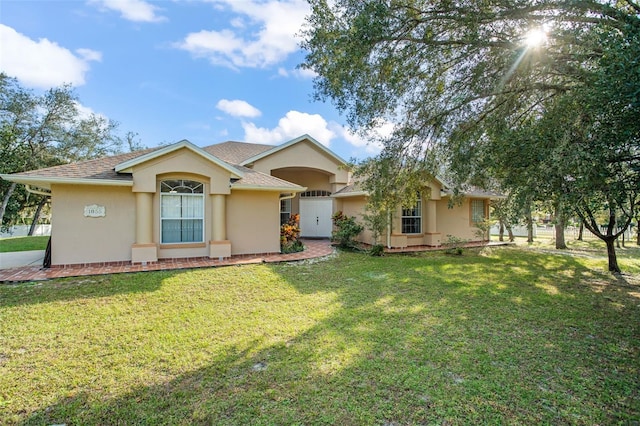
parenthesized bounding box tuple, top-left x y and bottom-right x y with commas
(0, 239, 334, 283)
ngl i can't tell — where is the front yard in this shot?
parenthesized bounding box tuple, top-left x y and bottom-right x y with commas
(0, 236, 49, 253)
(1, 242, 639, 424)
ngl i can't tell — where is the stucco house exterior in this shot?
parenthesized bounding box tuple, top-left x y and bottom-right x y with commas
(1, 134, 498, 267)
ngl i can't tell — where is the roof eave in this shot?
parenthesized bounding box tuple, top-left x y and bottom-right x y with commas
(0, 174, 133, 190)
(231, 184, 307, 192)
(332, 190, 368, 198)
(440, 191, 505, 200)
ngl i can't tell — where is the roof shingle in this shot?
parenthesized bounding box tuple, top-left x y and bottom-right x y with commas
(3, 141, 302, 191)
(203, 141, 274, 165)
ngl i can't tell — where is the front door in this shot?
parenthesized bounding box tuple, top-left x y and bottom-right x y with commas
(299, 198, 333, 237)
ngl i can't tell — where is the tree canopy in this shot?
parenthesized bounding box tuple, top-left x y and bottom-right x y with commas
(0, 74, 126, 227)
(301, 0, 640, 272)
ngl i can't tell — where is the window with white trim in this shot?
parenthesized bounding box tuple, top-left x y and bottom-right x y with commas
(471, 199, 486, 224)
(280, 198, 291, 225)
(300, 190, 332, 197)
(160, 179, 204, 244)
(401, 193, 422, 234)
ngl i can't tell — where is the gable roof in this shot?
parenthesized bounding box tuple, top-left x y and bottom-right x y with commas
(0, 138, 315, 192)
(239, 134, 348, 167)
(203, 141, 273, 164)
(115, 139, 243, 178)
(0, 147, 163, 189)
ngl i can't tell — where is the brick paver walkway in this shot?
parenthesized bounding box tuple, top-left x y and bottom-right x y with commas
(0, 239, 335, 283)
(0, 240, 509, 283)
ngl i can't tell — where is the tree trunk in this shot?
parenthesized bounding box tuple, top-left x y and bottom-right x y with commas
(605, 238, 621, 273)
(577, 222, 584, 241)
(525, 206, 534, 243)
(637, 222, 640, 246)
(499, 220, 504, 242)
(507, 225, 515, 242)
(28, 197, 47, 236)
(554, 204, 567, 249)
(555, 221, 567, 249)
(0, 182, 17, 226)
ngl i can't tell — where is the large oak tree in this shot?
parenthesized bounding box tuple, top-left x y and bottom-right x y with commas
(0, 74, 124, 227)
(300, 0, 640, 272)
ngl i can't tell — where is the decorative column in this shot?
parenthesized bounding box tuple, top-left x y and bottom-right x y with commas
(209, 194, 231, 259)
(424, 200, 442, 246)
(426, 200, 437, 233)
(131, 191, 158, 263)
(211, 194, 226, 241)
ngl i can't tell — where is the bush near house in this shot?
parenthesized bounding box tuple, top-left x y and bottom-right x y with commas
(280, 213, 303, 253)
(331, 211, 364, 249)
(444, 234, 467, 255)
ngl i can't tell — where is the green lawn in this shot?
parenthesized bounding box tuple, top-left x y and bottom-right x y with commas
(0, 236, 49, 253)
(1, 243, 639, 425)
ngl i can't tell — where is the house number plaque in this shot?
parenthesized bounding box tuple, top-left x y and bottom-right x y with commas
(84, 204, 106, 217)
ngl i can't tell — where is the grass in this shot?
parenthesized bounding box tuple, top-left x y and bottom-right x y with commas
(0, 242, 639, 425)
(0, 236, 49, 253)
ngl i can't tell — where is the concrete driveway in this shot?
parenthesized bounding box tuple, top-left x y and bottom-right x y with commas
(0, 250, 45, 269)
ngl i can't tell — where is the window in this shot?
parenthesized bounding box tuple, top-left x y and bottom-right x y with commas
(160, 180, 204, 244)
(402, 193, 422, 234)
(471, 199, 486, 224)
(300, 190, 332, 197)
(280, 198, 291, 225)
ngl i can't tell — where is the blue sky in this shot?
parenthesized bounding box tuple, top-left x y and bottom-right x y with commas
(0, 0, 384, 160)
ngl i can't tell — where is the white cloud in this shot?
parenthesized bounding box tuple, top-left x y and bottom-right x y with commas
(88, 0, 167, 23)
(238, 110, 388, 154)
(76, 48, 103, 62)
(74, 102, 101, 120)
(242, 110, 335, 146)
(176, 0, 309, 68)
(0, 24, 101, 89)
(333, 125, 385, 155)
(277, 67, 316, 79)
(216, 99, 262, 118)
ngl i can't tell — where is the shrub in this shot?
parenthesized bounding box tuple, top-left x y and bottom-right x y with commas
(280, 213, 304, 253)
(369, 244, 385, 257)
(331, 211, 364, 249)
(444, 234, 467, 255)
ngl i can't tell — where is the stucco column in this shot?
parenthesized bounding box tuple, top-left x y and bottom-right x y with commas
(211, 194, 226, 241)
(132, 191, 157, 263)
(135, 192, 154, 244)
(423, 199, 441, 247)
(209, 194, 231, 259)
(426, 200, 437, 234)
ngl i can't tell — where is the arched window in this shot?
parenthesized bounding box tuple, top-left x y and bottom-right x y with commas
(160, 179, 204, 244)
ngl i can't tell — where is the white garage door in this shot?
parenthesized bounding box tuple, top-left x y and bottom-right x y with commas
(299, 198, 333, 237)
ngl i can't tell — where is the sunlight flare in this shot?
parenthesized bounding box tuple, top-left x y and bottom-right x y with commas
(524, 27, 548, 48)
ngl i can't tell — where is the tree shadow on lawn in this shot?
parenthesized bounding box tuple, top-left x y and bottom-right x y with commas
(0, 270, 186, 308)
(19, 250, 640, 424)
